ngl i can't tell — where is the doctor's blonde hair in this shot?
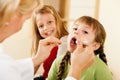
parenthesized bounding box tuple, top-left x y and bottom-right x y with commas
(0, 0, 42, 27)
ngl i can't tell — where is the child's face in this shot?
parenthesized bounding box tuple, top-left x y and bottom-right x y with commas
(35, 13, 57, 38)
(67, 21, 99, 52)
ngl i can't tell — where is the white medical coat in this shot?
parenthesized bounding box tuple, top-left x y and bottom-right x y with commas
(0, 44, 34, 80)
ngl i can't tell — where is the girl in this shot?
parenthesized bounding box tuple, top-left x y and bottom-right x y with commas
(47, 16, 113, 80)
(31, 5, 68, 79)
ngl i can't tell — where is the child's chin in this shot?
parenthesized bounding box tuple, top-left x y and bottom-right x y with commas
(68, 48, 74, 53)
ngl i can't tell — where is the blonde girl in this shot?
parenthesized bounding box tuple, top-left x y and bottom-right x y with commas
(31, 5, 68, 79)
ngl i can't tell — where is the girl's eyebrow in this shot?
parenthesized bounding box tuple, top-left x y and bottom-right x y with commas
(74, 23, 79, 26)
(78, 25, 89, 28)
(72, 23, 79, 28)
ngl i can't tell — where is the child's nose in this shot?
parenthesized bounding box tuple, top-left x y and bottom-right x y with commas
(43, 25, 48, 30)
(74, 29, 82, 36)
(73, 29, 79, 35)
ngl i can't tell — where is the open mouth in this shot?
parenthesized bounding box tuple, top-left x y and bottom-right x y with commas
(70, 37, 77, 47)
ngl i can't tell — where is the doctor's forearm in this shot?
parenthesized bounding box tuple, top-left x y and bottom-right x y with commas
(32, 56, 43, 68)
(66, 68, 81, 80)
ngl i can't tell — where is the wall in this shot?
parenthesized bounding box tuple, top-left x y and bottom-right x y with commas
(99, 0, 120, 79)
(68, 0, 96, 30)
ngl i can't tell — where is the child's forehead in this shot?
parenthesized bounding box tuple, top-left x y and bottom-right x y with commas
(73, 22, 95, 32)
(74, 22, 89, 28)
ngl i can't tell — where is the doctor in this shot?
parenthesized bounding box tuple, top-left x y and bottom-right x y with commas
(0, 0, 94, 80)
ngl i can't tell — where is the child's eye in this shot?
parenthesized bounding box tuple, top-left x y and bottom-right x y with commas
(38, 25, 44, 28)
(83, 30, 88, 34)
(48, 21, 53, 24)
(72, 27, 77, 31)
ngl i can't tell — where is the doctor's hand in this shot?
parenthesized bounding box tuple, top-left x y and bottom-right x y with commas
(67, 41, 95, 80)
(32, 36, 61, 67)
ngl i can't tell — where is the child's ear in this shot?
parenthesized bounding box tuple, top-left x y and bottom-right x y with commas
(93, 42, 100, 51)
